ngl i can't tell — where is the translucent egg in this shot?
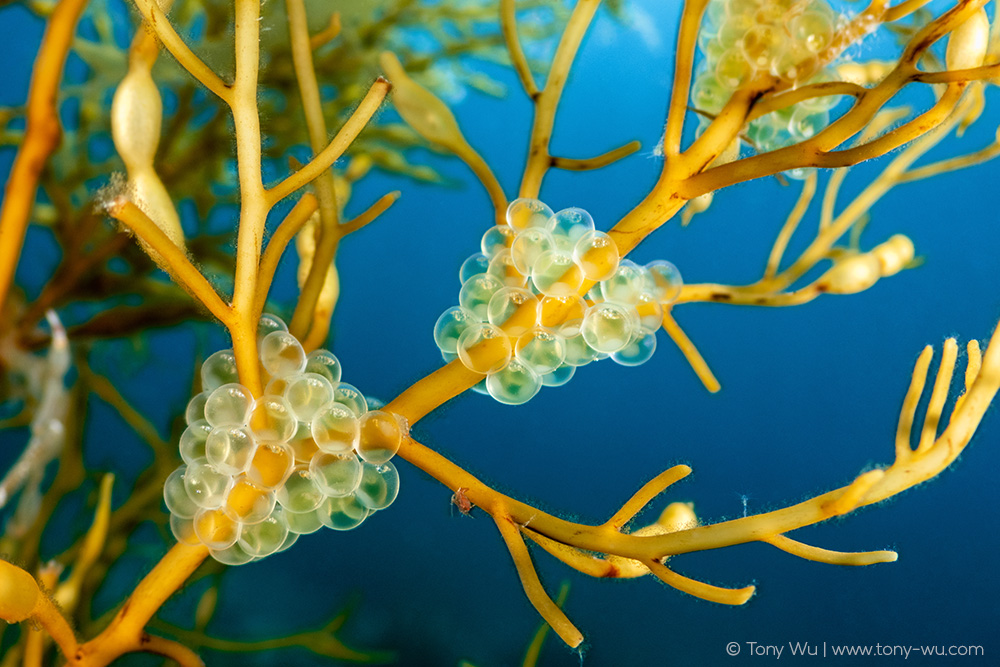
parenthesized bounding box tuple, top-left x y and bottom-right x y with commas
(487, 287, 539, 337)
(259, 331, 307, 378)
(480, 224, 516, 258)
(510, 227, 554, 275)
(573, 230, 620, 282)
(769, 31, 818, 80)
(702, 34, 727, 63)
(246, 442, 294, 490)
(706, 0, 725, 24)
(287, 420, 320, 462)
(355, 462, 400, 511)
(179, 420, 212, 465)
(207, 427, 255, 475)
(318, 495, 370, 531)
(698, 22, 718, 55)
(460, 252, 491, 283)
(164, 466, 199, 518)
(357, 410, 403, 464)
(692, 71, 726, 113)
(723, 0, 756, 20)
(715, 47, 752, 89)
(264, 375, 290, 397)
(204, 383, 253, 428)
(185, 391, 209, 425)
(257, 313, 288, 340)
(281, 506, 324, 535)
(224, 477, 275, 525)
(611, 331, 658, 367)
(275, 529, 299, 552)
(201, 349, 239, 392)
(600, 260, 646, 305)
(459, 273, 504, 321)
(332, 383, 368, 417)
(743, 25, 780, 70)
(515, 327, 566, 375)
(238, 511, 289, 558)
(581, 302, 637, 354)
(747, 116, 778, 150)
(506, 198, 554, 231)
(210, 542, 255, 566)
(194, 507, 241, 550)
(560, 324, 600, 367)
(530, 249, 584, 297)
(310, 452, 363, 496)
(285, 373, 335, 422)
(718, 14, 754, 48)
(457, 323, 512, 375)
(537, 294, 587, 329)
(183, 460, 233, 509)
(248, 395, 296, 443)
(276, 467, 325, 513)
(547, 208, 595, 251)
(540, 363, 576, 387)
(486, 249, 528, 288)
(304, 349, 342, 385)
(434, 306, 480, 355)
(485, 358, 542, 405)
(644, 260, 683, 304)
(790, 10, 834, 53)
(788, 107, 828, 142)
(634, 292, 664, 333)
(311, 402, 360, 454)
(170, 514, 201, 546)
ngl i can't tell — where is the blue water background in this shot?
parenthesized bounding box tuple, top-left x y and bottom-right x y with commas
(2, 1, 999, 664)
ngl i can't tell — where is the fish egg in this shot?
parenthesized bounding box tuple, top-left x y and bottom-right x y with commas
(204, 383, 253, 428)
(487, 287, 539, 337)
(201, 349, 239, 392)
(194, 507, 241, 550)
(238, 511, 289, 558)
(311, 402, 360, 454)
(285, 373, 335, 422)
(248, 395, 296, 443)
(224, 477, 275, 525)
(530, 250, 583, 297)
(485, 358, 541, 405)
(276, 467, 325, 513)
(319, 495, 370, 531)
(205, 426, 257, 475)
(434, 306, 479, 355)
(259, 331, 307, 378)
(357, 410, 403, 465)
(581, 302, 637, 354)
(164, 466, 199, 518)
(573, 230, 620, 282)
(457, 323, 512, 375)
(310, 452, 363, 497)
(332, 383, 368, 417)
(506, 198, 554, 231)
(304, 349, 343, 385)
(354, 462, 400, 511)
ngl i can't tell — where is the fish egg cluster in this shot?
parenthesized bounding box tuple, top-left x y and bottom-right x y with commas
(165, 315, 404, 565)
(434, 199, 683, 405)
(693, 0, 841, 156)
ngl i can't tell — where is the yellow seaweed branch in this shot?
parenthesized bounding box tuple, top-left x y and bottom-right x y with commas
(0, 0, 90, 317)
(387, 318, 1000, 643)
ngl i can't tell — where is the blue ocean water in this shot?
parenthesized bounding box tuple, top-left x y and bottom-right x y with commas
(2, 1, 998, 665)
